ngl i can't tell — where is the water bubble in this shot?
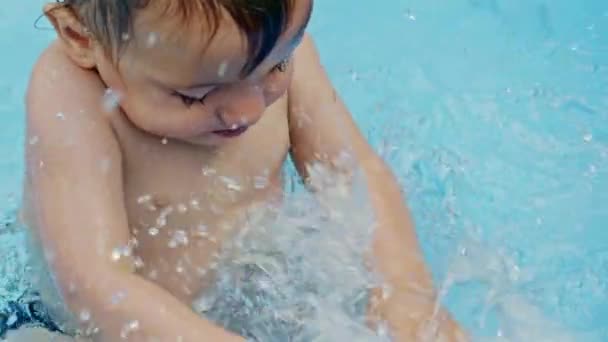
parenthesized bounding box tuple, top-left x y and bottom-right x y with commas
(177, 203, 188, 214)
(189, 199, 201, 210)
(146, 32, 159, 47)
(111, 245, 132, 261)
(134, 257, 145, 269)
(254, 175, 269, 189)
(79, 309, 91, 322)
(111, 290, 127, 305)
(583, 133, 593, 142)
(111, 248, 122, 261)
(120, 320, 140, 339)
(102, 88, 122, 113)
(404, 9, 416, 20)
(137, 194, 152, 204)
(169, 230, 189, 248)
(156, 206, 173, 227)
(218, 61, 229, 77)
(202, 166, 216, 176)
(220, 176, 242, 191)
(194, 224, 208, 238)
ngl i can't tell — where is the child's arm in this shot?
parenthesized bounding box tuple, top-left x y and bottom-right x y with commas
(25, 51, 244, 342)
(288, 35, 467, 341)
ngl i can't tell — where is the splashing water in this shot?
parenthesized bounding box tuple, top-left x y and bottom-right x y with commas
(1, 0, 607, 341)
(192, 166, 388, 342)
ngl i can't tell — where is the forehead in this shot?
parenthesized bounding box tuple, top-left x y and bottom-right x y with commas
(121, 1, 312, 85)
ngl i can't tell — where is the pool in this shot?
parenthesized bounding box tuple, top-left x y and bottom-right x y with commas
(1, 0, 607, 340)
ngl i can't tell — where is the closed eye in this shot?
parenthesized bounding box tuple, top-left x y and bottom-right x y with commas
(271, 58, 291, 73)
(172, 92, 207, 107)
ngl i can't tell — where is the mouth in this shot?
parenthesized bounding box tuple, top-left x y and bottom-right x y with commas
(212, 125, 249, 138)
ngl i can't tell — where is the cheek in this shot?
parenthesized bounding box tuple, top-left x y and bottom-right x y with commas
(120, 95, 218, 138)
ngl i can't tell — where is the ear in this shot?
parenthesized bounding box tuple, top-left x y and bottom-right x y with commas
(44, 3, 97, 69)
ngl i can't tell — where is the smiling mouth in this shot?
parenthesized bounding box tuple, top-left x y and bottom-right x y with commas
(212, 126, 249, 137)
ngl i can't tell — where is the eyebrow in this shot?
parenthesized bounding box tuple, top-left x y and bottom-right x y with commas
(178, 1, 314, 90)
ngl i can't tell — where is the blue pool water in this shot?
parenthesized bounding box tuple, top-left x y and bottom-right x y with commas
(1, 0, 607, 340)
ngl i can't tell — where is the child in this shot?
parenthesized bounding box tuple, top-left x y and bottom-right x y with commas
(13, 0, 466, 340)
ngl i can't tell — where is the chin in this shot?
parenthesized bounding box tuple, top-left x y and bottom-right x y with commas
(180, 134, 225, 147)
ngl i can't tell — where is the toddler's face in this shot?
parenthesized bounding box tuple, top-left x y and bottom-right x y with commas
(96, 1, 312, 146)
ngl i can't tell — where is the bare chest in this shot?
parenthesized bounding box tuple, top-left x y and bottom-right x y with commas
(111, 104, 290, 301)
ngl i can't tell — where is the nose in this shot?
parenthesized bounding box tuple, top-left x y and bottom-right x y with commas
(214, 83, 266, 129)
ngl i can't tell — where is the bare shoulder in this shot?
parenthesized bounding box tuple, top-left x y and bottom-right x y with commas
(291, 34, 323, 82)
(25, 41, 121, 169)
(26, 41, 115, 143)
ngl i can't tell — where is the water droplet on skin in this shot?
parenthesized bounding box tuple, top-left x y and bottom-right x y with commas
(254, 175, 269, 189)
(194, 224, 208, 238)
(146, 32, 159, 47)
(177, 203, 188, 213)
(121, 33, 130, 41)
(102, 88, 122, 112)
(111, 248, 122, 261)
(161, 137, 168, 145)
(202, 167, 217, 176)
(148, 227, 159, 236)
(220, 176, 242, 191)
(79, 309, 91, 322)
(217, 61, 228, 77)
(189, 199, 201, 210)
(111, 290, 127, 305)
(56, 112, 65, 120)
(137, 194, 152, 204)
(29, 136, 39, 145)
(120, 320, 140, 339)
(111, 245, 131, 261)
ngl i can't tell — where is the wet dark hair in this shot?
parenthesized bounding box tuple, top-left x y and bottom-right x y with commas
(54, 0, 297, 74)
